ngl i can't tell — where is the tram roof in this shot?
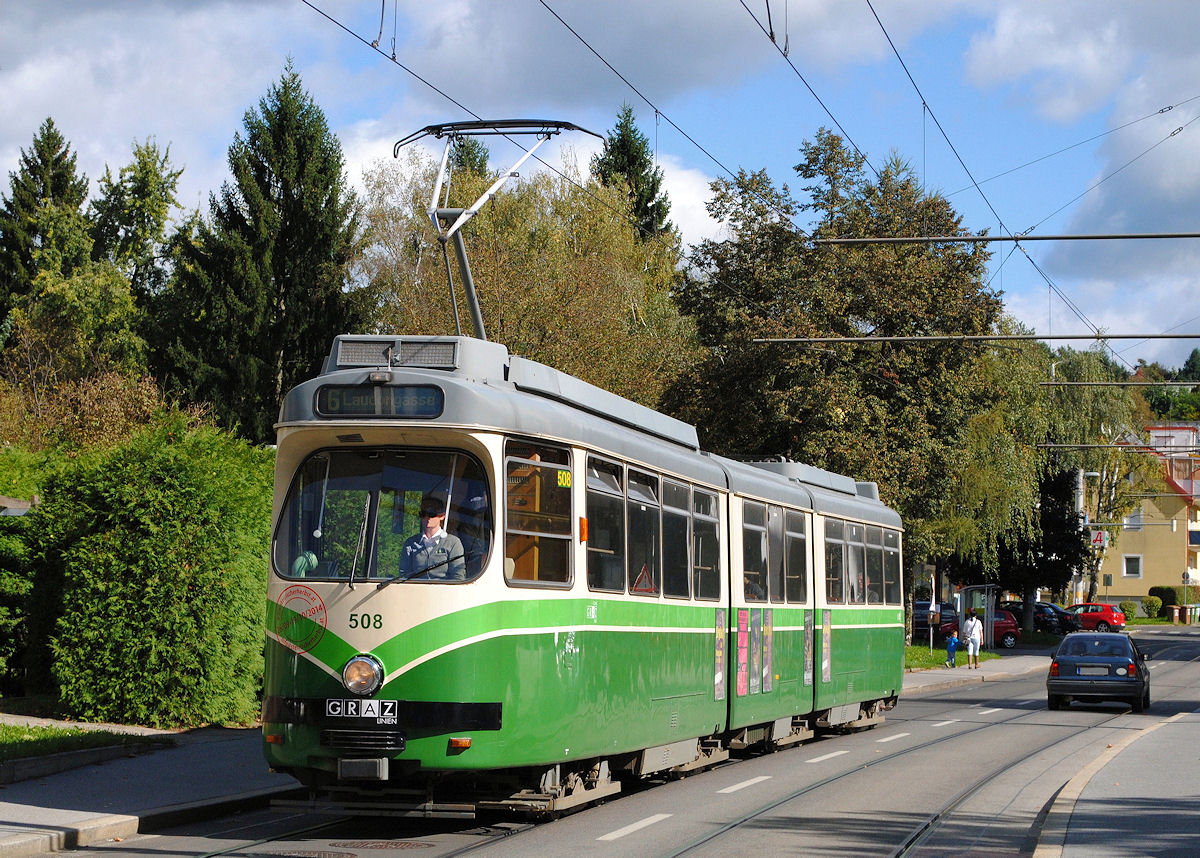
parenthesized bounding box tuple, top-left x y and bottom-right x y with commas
(282, 335, 899, 526)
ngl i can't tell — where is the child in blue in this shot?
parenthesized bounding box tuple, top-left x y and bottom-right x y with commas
(945, 630, 960, 668)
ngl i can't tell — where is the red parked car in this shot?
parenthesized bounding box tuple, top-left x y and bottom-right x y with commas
(1065, 603, 1126, 632)
(940, 609, 1021, 649)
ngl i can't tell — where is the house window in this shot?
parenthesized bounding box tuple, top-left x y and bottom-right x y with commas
(1123, 555, 1143, 578)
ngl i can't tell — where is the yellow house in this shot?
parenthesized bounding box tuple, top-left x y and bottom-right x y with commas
(1095, 424, 1200, 607)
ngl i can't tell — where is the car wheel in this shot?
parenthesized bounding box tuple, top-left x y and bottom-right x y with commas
(1132, 692, 1145, 713)
(1001, 631, 1017, 648)
(1096, 621, 1110, 632)
(1048, 694, 1064, 711)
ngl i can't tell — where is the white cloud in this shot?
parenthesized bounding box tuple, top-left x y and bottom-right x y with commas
(658, 155, 721, 248)
(966, 4, 1132, 122)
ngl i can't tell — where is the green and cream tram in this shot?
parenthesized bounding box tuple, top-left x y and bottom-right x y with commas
(262, 334, 904, 815)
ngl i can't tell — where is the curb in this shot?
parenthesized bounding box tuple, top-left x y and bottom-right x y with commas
(0, 740, 175, 785)
(0, 785, 303, 858)
(1032, 711, 1182, 858)
(902, 657, 1049, 696)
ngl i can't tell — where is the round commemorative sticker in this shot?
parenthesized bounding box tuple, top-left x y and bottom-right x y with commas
(273, 584, 327, 653)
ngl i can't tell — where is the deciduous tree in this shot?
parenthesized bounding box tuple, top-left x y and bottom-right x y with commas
(669, 129, 1009, 569)
(360, 148, 695, 408)
(1047, 346, 1157, 599)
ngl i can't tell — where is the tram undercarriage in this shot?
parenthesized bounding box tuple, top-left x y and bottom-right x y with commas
(271, 699, 893, 819)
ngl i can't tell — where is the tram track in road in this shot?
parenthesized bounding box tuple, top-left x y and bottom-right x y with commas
(889, 637, 1200, 857)
(195, 815, 351, 858)
(885, 711, 1130, 857)
(660, 652, 1197, 858)
(189, 813, 533, 858)
(659, 700, 1075, 857)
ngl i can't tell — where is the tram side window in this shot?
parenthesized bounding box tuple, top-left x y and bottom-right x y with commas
(883, 529, 902, 604)
(693, 489, 721, 600)
(846, 523, 866, 604)
(586, 457, 625, 592)
(662, 481, 691, 599)
(768, 506, 785, 603)
(505, 441, 572, 585)
(865, 526, 884, 603)
(627, 470, 661, 595)
(785, 511, 808, 603)
(743, 501, 767, 602)
(825, 518, 844, 603)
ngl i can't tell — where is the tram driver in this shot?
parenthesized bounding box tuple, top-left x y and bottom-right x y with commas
(400, 493, 466, 580)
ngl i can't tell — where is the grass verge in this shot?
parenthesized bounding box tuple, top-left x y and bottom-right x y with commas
(0, 722, 168, 762)
(905, 644, 1001, 671)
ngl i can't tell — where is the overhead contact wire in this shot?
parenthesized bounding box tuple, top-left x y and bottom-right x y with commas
(864, 0, 1130, 366)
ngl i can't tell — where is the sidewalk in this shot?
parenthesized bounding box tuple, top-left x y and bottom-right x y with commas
(0, 723, 298, 858)
(0, 643, 1187, 857)
(901, 645, 1053, 695)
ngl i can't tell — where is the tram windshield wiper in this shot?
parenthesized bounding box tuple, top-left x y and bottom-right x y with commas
(375, 553, 465, 590)
(348, 495, 370, 590)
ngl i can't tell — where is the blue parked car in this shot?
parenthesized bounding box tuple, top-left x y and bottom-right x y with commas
(1047, 632, 1150, 713)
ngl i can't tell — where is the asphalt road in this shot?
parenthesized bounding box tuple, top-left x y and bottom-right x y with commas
(30, 628, 1200, 857)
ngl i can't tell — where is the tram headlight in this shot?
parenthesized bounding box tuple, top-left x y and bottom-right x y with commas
(342, 654, 384, 696)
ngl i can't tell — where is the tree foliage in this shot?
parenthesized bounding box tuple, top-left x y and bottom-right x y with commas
(669, 129, 1008, 568)
(152, 64, 365, 443)
(360, 149, 696, 407)
(451, 136, 490, 177)
(591, 104, 672, 239)
(1140, 347, 1200, 419)
(1, 202, 148, 428)
(89, 139, 183, 301)
(992, 468, 1091, 613)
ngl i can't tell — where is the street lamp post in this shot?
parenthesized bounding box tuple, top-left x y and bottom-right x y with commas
(1074, 470, 1102, 603)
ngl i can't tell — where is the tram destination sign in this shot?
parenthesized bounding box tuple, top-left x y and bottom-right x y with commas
(315, 384, 444, 418)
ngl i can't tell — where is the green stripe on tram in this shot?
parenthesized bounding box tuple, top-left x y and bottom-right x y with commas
(267, 597, 904, 681)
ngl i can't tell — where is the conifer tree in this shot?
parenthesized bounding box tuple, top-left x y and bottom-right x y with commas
(154, 64, 363, 443)
(89, 139, 182, 302)
(0, 118, 89, 319)
(591, 104, 671, 239)
(451, 137, 490, 177)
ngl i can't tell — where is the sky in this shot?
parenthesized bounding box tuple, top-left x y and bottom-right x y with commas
(3, 0, 1199, 371)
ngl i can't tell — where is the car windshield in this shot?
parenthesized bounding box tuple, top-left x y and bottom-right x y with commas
(1060, 637, 1129, 658)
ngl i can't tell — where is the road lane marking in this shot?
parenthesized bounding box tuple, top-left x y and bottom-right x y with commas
(807, 750, 849, 763)
(717, 776, 772, 794)
(875, 732, 910, 743)
(597, 814, 673, 841)
(978, 707, 1003, 715)
(932, 719, 960, 727)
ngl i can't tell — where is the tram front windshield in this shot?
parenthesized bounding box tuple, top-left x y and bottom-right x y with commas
(274, 448, 491, 583)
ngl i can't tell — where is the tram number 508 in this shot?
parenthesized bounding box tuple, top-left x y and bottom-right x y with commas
(348, 613, 383, 630)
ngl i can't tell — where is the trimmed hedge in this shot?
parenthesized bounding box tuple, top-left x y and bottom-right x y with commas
(0, 516, 31, 692)
(1147, 585, 1197, 617)
(22, 415, 273, 727)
